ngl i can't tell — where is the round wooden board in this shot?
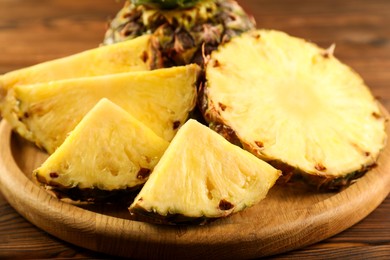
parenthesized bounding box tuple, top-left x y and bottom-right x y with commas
(0, 120, 389, 259)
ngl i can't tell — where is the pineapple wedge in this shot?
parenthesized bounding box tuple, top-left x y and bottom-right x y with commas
(0, 35, 151, 103)
(201, 30, 387, 190)
(34, 98, 169, 202)
(3, 64, 200, 153)
(129, 119, 281, 225)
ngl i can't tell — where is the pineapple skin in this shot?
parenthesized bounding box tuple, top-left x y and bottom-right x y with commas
(200, 30, 387, 191)
(132, 0, 202, 9)
(103, 0, 255, 68)
(129, 207, 212, 225)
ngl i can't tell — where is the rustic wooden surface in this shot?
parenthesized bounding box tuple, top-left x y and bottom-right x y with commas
(0, 0, 389, 259)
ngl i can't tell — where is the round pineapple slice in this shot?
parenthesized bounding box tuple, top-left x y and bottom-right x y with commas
(129, 119, 281, 225)
(201, 30, 387, 190)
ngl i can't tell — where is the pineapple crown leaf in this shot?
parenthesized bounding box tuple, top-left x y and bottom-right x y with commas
(131, 0, 206, 9)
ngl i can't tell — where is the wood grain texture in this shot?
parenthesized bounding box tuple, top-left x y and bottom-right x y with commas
(0, 0, 390, 259)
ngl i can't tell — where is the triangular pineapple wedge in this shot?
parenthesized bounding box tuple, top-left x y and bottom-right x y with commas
(34, 98, 169, 202)
(0, 35, 150, 94)
(3, 64, 200, 153)
(201, 29, 387, 190)
(129, 119, 281, 225)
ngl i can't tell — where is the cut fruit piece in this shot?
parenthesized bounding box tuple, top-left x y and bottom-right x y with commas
(0, 35, 150, 94)
(129, 119, 281, 225)
(3, 64, 200, 153)
(33, 98, 169, 202)
(201, 29, 387, 190)
(0, 35, 152, 113)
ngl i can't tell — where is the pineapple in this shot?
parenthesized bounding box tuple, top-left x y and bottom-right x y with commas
(34, 98, 169, 202)
(3, 64, 200, 154)
(132, 0, 201, 9)
(0, 35, 150, 103)
(200, 30, 387, 191)
(103, 0, 255, 68)
(129, 119, 281, 225)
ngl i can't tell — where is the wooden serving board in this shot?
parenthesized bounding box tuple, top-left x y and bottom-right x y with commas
(0, 120, 389, 259)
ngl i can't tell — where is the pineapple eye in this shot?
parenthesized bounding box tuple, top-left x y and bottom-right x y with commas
(137, 168, 152, 180)
(219, 199, 234, 211)
(50, 172, 59, 178)
(173, 120, 181, 130)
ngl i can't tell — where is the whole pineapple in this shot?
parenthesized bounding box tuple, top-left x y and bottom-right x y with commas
(103, 0, 255, 68)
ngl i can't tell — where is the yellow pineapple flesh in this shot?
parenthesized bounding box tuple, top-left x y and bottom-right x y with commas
(0, 35, 151, 102)
(129, 119, 281, 225)
(3, 64, 200, 153)
(34, 98, 169, 202)
(201, 30, 387, 190)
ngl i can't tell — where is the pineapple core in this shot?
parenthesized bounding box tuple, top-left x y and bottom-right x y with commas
(129, 119, 281, 224)
(34, 98, 169, 196)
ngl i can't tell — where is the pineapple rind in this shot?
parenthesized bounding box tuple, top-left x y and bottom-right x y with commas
(104, 0, 255, 68)
(34, 98, 169, 201)
(202, 30, 387, 190)
(133, 0, 203, 9)
(3, 64, 200, 154)
(129, 119, 281, 224)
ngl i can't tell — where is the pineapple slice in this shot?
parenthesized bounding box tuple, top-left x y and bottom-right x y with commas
(3, 64, 200, 153)
(34, 98, 169, 202)
(0, 35, 151, 119)
(201, 30, 387, 190)
(0, 35, 151, 106)
(129, 119, 281, 225)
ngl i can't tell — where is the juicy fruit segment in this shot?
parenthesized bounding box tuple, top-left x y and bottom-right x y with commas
(129, 119, 281, 225)
(0, 35, 150, 95)
(104, 0, 255, 68)
(3, 64, 200, 153)
(34, 98, 169, 202)
(201, 30, 387, 190)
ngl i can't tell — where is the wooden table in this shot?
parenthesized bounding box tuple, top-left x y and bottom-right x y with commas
(0, 0, 389, 258)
